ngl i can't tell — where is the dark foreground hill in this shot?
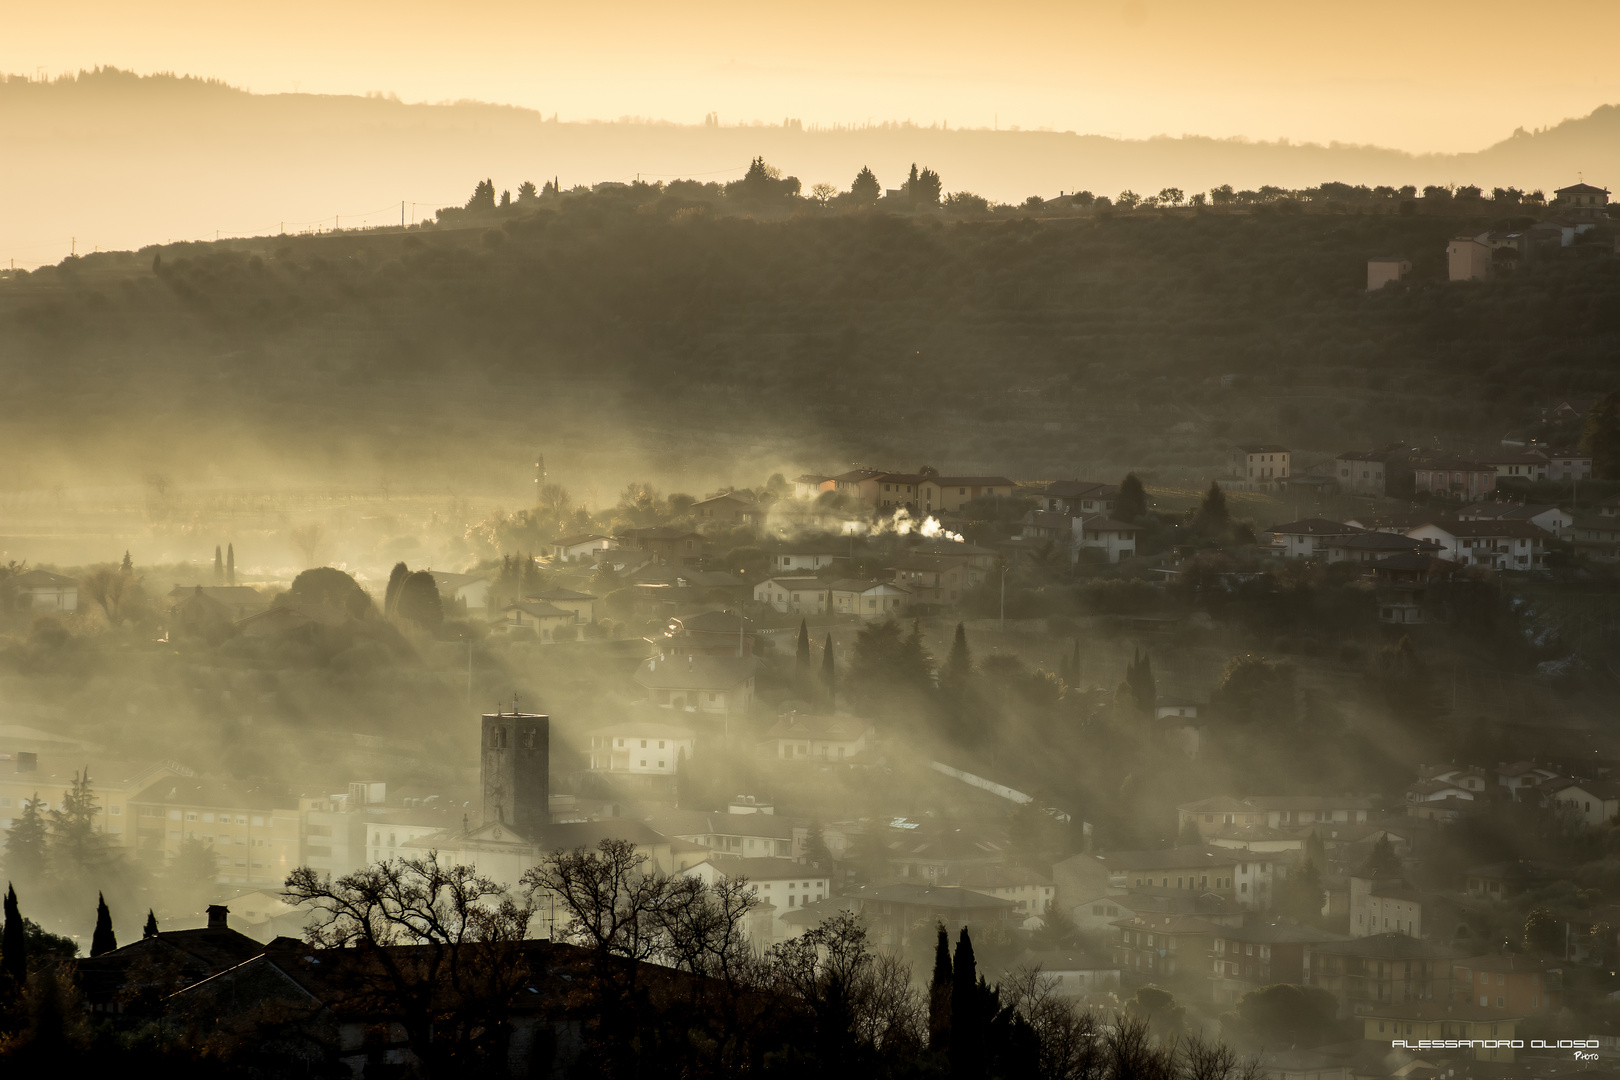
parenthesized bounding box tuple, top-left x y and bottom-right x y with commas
(1, 190, 1617, 494)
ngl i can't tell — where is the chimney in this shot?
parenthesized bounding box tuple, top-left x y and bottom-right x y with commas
(206, 904, 229, 930)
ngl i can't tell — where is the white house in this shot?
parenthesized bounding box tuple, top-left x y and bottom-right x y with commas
(1548, 780, 1620, 827)
(827, 578, 909, 618)
(1448, 233, 1491, 281)
(1265, 519, 1360, 559)
(1230, 444, 1291, 489)
(682, 856, 830, 945)
(429, 571, 491, 611)
(753, 576, 827, 614)
(770, 546, 845, 572)
(502, 601, 576, 641)
(950, 864, 1056, 918)
(13, 569, 78, 612)
(1404, 521, 1545, 570)
(1078, 517, 1141, 563)
(546, 534, 616, 563)
(586, 721, 696, 776)
(525, 587, 597, 623)
(763, 714, 873, 761)
(1349, 874, 1423, 938)
(1455, 503, 1572, 537)
(1496, 761, 1560, 799)
(1335, 452, 1389, 494)
(1018, 950, 1121, 998)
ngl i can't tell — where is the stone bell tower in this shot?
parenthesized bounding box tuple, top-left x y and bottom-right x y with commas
(480, 700, 549, 829)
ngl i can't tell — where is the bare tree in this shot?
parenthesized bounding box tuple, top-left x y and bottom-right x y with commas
(520, 838, 673, 967)
(1002, 964, 1103, 1080)
(80, 566, 133, 624)
(283, 855, 534, 1076)
(288, 523, 324, 567)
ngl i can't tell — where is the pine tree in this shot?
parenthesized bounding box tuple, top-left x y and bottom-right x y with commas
(795, 619, 812, 700)
(143, 909, 158, 939)
(1193, 482, 1231, 540)
(384, 561, 410, 615)
(928, 923, 952, 1050)
(820, 633, 836, 707)
(805, 820, 835, 870)
(120, 550, 132, 573)
(3, 795, 47, 881)
(213, 545, 223, 584)
(91, 892, 116, 957)
(851, 166, 881, 205)
(942, 623, 972, 687)
(226, 543, 236, 586)
(2, 884, 25, 985)
(49, 771, 109, 880)
(1118, 472, 1148, 520)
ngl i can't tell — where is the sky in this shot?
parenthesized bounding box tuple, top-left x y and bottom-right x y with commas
(5, 0, 1620, 153)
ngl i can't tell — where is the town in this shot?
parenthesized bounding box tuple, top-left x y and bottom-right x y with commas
(7, 385, 1620, 1076)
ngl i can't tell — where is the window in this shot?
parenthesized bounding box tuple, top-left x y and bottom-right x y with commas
(252, 816, 265, 827)
(186, 811, 199, 821)
(109, 805, 121, 816)
(641, 740, 647, 748)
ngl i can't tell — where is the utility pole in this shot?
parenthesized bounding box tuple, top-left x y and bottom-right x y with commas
(467, 638, 473, 704)
(401, 200, 405, 228)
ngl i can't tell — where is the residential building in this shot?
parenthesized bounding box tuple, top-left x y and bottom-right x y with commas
(546, 534, 616, 563)
(1408, 458, 1497, 501)
(873, 473, 927, 510)
(829, 468, 891, 505)
(502, 601, 576, 640)
(363, 803, 464, 867)
(793, 474, 835, 498)
(130, 776, 302, 888)
(763, 714, 873, 761)
(1099, 846, 1270, 905)
(1547, 779, 1620, 826)
(1366, 257, 1410, 292)
(1266, 519, 1360, 559)
(615, 527, 706, 564)
(297, 783, 381, 879)
(1349, 874, 1423, 937)
(1211, 922, 1349, 1007)
(1553, 181, 1611, 218)
(1542, 450, 1592, 482)
(1039, 480, 1118, 516)
(1324, 532, 1441, 565)
(916, 475, 1018, 514)
(645, 808, 796, 860)
(1569, 516, 1620, 559)
(1404, 520, 1546, 570)
(889, 554, 974, 605)
(1177, 796, 1376, 839)
(1451, 953, 1559, 1014)
(683, 856, 831, 945)
(1113, 913, 1220, 982)
(1155, 698, 1201, 721)
(1230, 444, 1291, 489)
(77, 904, 265, 1017)
(0, 754, 180, 848)
(1455, 502, 1571, 536)
(1476, 452, 1548, 485)
(166, 585, 268, 621)
(1018, 950, 1121, 998)
(770, 545, 846, 572)
(1372, 552, 1457, 626)
(828, 578, 910, 618)
(690, 491, 761, 526)
(949, 864, 1055, 917)
(1078, 517, 1141, 563)
(634, 653, 758, 715)
(1447, 234, 1491, 281)
(429, 571, 491, 611)
(1361, 1002, 1524, 1062)
(1494, 761, 1560, 799)
(526, 587, 597, 623)
(586, 721, 696, 777)
(754, 576, 828, 614)
(1334, 451, 1390, 494)
(12, 568, 77, 611)
(1305, 933, 1459, 1017)
(844, 881, 1015, 950)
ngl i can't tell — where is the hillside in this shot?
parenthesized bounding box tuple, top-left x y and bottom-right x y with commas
(2, 187, 1617, 507)
(4, 68, 1620, 267)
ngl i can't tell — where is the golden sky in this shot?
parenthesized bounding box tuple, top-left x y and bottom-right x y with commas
(6, 0, 1620, 152)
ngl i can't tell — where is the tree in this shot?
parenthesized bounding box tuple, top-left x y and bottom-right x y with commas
(81, 565, 136, 625)
(1124, 648, 1156, 715)
(1118, 473, 1148, 520)
(1358, 835, 1401, 877)
(284, 854, 535, 1075)
(213, 545, 223, 584)
(143, 909, 158, 939)
(949, 926, 980, 1070)
(1157, 187, 1185, 206)
(942, 622, 973, 690)
(1030, 904, 1081, 951)
(226, 543, 235, 586)
(795, 619, 812, 699)
(3, 796, 46, 881)
(517, 180, 538, 202)
(928, 923, 951, 1049)
(90, 893, 116, 957)
(2, 884, 23, 986)
(1178, 817, 1204, 845)
(851, 166, 881, 205)
(1193, 481, 1231, 540)
(810, 182, 837, 206)
(49, 770, 110, 881)
(820, 632, 836, 708)
(121, 550, 132, 573)
(396, 570, 445, 632)
(1117, 190, 1141, 209)
(849, 617, 933, 712)
(384, 561, 410, 614)
(1125, 985, 1188, 1041)
(1523, 908, 1563, 955)
(1280, 859, 1325, 923)
(499, 189, 511, 208)
(906, 164, 943, 207)
(278, 566, 371, 617)
(805, 820, 836, 872)
(1223, 983, 1339, 1050)
(288, 522, 324, 566)
(466, 178, 496, 212)
(1210, 653, 1296, 726)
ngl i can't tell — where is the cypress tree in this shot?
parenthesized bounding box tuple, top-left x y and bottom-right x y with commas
(121, 550, 133, 573)
(226, 543, 236, 586)
(384, 561, 410, 615)
(928, 923, 952, 1050)
(950, 927, 980, 1070)
(2, 885, 25, 985)
(1118, 472, 1148, 520)
(91, 892, 116, 957)
(213, 545, 223, 584)
(795, 619, 812, 700)
(820, 633, 836, 707)
(143, 909, 159, 939)
(942, 622, 972, 686)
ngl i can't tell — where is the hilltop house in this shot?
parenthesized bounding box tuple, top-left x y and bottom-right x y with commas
(1476, 452, 1548, 485)
(916, 475, 1018, 514)
(1543, 450, 1592, 481)
(586, 721, 696, 779)
(770, 544, 846, 572)
(1448, 234, 1492, 281)
(1554, 181, 1611, 217)
(1266, 519, 1360, 559)
(1039, 480, 1118, 516)
(1409, 458, 1497, 501)
(690, 492, 761, 526)
(501, 600, 576, 640)
(635, 652, 757, 716)
(1546, 779, 1620, 827)
(12, 569, 78, 612)
(1229, 444, 1290, 491)
(1335, 451, 1391, 494)
(615, 527, 706, 564)
(1366, 257, 1411, 292)
(429, 571, 490, 611)
(682, 857, 831, 945)
(763, 714, 873, 760)
(545, 534, 615, 563)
